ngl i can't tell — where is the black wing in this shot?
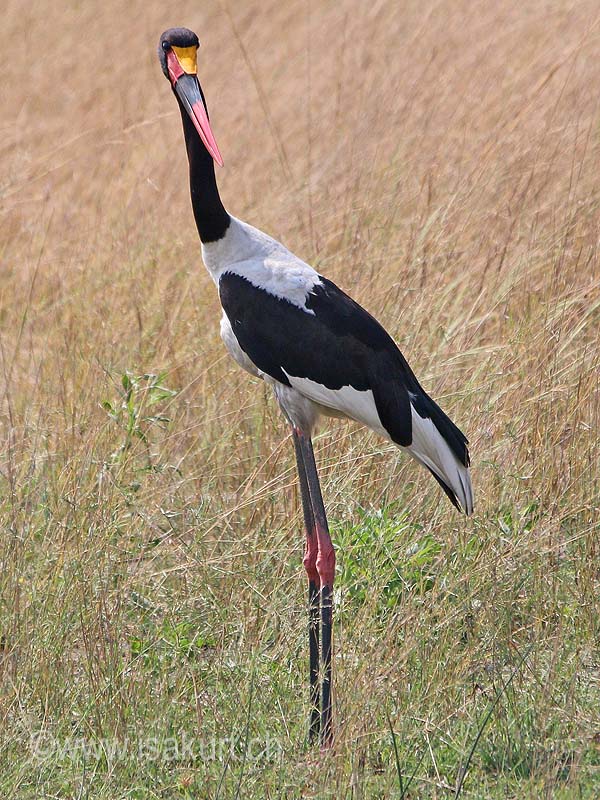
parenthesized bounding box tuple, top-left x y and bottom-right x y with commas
(219, 271, 468, 465)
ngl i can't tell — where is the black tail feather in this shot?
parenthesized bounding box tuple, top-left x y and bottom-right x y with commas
(426, 466, 462, 512)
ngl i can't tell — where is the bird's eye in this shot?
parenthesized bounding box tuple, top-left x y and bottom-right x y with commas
(162, 41, 170, 51)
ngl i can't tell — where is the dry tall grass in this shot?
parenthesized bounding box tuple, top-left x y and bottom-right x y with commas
(1, 1, 599, 797)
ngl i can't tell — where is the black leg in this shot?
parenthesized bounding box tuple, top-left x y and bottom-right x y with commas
(307, 580, 320, 741)
(319, 583, 333, 747)
(295, 430, 335, 748)
(292, 428, 320, 743)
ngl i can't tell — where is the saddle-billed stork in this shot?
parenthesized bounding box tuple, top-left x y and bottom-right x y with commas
(158, 27, 473, 747)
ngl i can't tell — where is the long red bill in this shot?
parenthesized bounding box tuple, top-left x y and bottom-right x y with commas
(187, 94, 224, 167)
(170, 68, 224, 167)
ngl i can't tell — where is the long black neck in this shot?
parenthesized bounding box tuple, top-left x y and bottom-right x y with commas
(177, 97, 230, 243)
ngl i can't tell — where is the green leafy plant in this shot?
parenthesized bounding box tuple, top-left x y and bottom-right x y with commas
(333, 504, 441, 613)
(101, 371, 177, 469)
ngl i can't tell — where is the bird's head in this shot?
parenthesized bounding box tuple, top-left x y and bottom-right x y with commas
(158, 27, 224, 167)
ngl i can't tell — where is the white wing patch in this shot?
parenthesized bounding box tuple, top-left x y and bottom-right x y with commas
(203, 216, 321, 312)
(230, 259, 321, 313)
(282, 372, 388, 438)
